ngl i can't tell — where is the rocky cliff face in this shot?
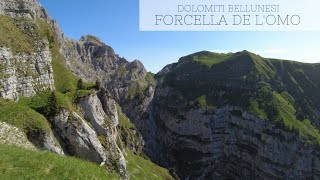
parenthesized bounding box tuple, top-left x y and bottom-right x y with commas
(61, 33, 157, 156)
(0, 0, 66, 101)
(0, 46, 54, 100)
(150, 51, 320, 179)
(77, 92, 127, 176)
(152, 99, 320, 179)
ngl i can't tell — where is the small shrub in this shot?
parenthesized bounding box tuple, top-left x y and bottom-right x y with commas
(75, 90, 94, 99)
(20, 91, 72, 117)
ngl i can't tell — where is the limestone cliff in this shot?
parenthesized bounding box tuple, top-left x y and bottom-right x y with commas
(150, 51, 320, 179)
(0, 0, 67, 100)
(61, 34, 156, 156)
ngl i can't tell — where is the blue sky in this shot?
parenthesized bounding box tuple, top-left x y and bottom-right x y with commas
(38, 0, 320, 73)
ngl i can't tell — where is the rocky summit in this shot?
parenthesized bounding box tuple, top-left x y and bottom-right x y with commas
(0, 0, 320, 180)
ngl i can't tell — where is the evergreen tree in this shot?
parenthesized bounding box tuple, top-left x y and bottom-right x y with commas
(77, 78, 83, 90)
(46, 92, 58, 116)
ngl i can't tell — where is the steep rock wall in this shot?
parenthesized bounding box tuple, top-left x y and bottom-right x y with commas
(153, 88, 320, 179)
(0, 47, 54, 100)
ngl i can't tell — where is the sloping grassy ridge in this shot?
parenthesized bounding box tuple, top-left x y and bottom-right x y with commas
(0, 99, 50, 136)
(0, 144, 117, 179)
(0, 16, 34, 54)
(162, 50, 320, 144)
(248, 84, 320, 143)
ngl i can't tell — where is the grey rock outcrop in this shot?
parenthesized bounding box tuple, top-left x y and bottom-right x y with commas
(0, 122, 36, 150)
(0, 0, 64, 44)
(98, 88, 119, 124)
(0, 0, 43, 20)
(51, 110, 107, 164)
(40, 132, 64, 155)
(0, 121, 63, 155)
(0, 46, 54, 101)
(78, 93, 116, 136)
(63, 36, 157, 157)
(78, 92, 128, 178)
(60, 34, 156, 130)
(28, 128, 64, 155)
(61, 35, 153, 100)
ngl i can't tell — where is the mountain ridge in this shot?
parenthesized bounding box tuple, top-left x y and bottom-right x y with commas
(1, 0, 320, 179)
(151, 49, 320, 178)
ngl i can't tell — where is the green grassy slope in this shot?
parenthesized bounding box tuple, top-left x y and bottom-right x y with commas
(191, 51, 232, 67)
(0, 144, 117, 179)
(0, 16, 34, 54)
(125, 149, 174, 180)
(0, 99, 51, 135)
(248, 84, 320, 143)
(37, 19, 79, 93)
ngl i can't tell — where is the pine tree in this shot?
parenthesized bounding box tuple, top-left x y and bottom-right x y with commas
(46, 92, 58, 116)
(77, 79, 83, 90)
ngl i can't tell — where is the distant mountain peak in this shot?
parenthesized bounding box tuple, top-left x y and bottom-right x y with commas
(177, 50, 265, 70)
(80, 35, 105, 45)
